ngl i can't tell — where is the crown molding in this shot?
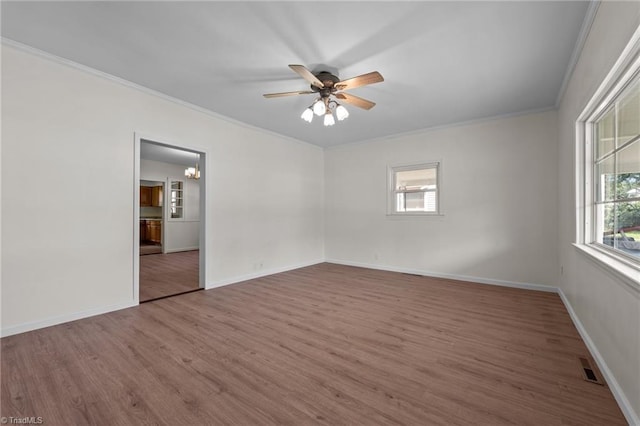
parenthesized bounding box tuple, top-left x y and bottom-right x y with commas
(555, 1, 600, 108)
(1, 38, 322, 151)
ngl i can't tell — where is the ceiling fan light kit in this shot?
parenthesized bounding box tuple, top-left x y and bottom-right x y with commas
(324, 110, 336, 127)
(313, 99, 326, 116)
(264, 64, 383, 127)
(300, 107, 314, 123)
(335, 104, 349, 121)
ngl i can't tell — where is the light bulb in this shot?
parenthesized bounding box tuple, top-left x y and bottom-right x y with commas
(313, 99, 326, 116)
(300, 107, 313, 123)
(335, 105, 349, 121)
(324, 112, 335, 126)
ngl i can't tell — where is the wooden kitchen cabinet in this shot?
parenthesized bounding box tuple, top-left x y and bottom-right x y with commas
(140, 186, 163, 207)
(139, 220, 147, 241)
(140, 186, 152, 206)
(140, 219, 161, 243)
(151, 186, 163, 207)
(147, 220, 161, 243)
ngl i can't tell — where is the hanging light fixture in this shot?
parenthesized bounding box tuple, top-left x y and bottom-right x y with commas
(184, 152, 200, 180)
(301, 97, 348, 127)
(264, 66, 383, 127)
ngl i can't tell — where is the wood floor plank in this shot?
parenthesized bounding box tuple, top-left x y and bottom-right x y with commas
(139, 250, 200, 302)
(1, 263, 627, 425)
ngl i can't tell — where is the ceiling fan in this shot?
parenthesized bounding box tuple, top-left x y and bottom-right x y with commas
(263, 64, 384, 126)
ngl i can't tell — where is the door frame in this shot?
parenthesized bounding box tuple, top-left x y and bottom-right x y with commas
(133, 132, 208, 304)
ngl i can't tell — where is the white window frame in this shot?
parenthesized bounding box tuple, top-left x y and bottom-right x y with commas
(575, 27, 640, 290)
(387, 161, 442, 216)
(167, 178, 186, 222)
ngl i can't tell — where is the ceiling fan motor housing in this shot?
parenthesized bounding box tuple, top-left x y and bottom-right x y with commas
(312, 71, 340, 97)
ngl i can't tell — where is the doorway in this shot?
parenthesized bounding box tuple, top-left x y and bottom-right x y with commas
(134, 135, 207, 303)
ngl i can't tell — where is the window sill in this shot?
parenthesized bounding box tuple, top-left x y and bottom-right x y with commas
(386, 212, 445, 219)
(572, 243, 640, 294)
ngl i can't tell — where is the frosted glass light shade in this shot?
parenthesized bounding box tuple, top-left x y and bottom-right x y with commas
(335, 105, 349, 121)
(313, 100, 326, 116)
(301, 108, 314, 123)
(324, 112, 335, 126)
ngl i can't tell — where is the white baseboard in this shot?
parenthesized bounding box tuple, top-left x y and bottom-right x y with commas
(325, 258, 557, 292)
(165, 246, 199, 254)
(557, 289, 640, 426)
(206, 259, 325, 289)
(1, 300, 137, 338)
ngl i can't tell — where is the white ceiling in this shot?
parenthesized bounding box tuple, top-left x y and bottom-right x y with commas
(2, 1, 590, 148)
(140, 141, 199, 167)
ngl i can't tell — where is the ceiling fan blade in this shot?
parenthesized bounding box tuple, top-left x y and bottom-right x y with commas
(335, 92, 376, 110)
(289, 64, 324, 89)
(263, 90, 315, 98)
(335, 71, 384, 91)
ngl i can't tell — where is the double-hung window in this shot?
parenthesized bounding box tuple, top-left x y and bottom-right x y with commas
(580, 40, 640, 269)
(388, 162, 440, 215)
(592, 76, 640, 261)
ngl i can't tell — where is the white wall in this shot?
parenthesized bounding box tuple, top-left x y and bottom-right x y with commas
(1, 45, 325, 335)
(140, 158, 200, 252)
(557, 2, 640, 421)
(2, 10, 638, 419)
(325, 110, 559, 288)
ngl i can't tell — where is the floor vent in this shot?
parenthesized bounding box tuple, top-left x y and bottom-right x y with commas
(579, 357, 604, 385)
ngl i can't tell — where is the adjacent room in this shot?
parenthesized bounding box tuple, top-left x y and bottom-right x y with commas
(1, 1, 639, 425)
(138, 141, 203, 302)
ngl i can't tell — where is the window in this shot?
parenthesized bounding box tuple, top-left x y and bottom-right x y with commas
(592, 76, 640, 261)
(168, 179, 184, 220)
(388, 162, 440, 215)
(581, 48, 640, 266)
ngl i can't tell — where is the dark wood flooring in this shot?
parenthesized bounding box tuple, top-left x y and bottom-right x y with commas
(139, 250, 200, 302)
(1, 263, 626, 425)
(140, 242, 162, 256)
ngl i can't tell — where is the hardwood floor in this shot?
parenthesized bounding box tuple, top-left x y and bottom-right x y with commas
(139, 250, 200, 302)
(140, 242, 162, 256)
(1, 263, 626, 425)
